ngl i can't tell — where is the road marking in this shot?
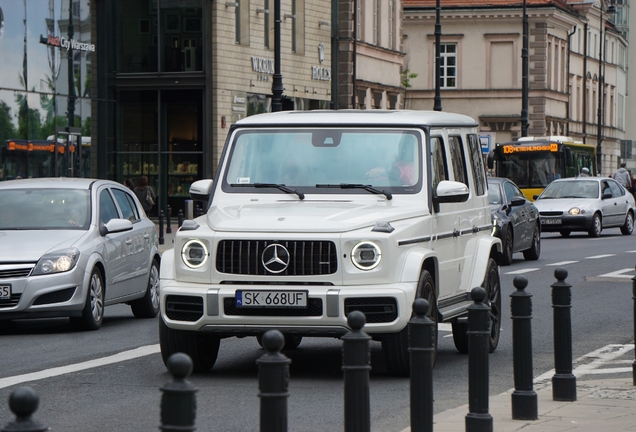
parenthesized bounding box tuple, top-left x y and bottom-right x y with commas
(598, 268, 635, 278)
(585, 254, 616, 259)
(546, 261, 578, 266)
(627, 250, 636, 253)
(533, 344, 634, 389)
(504, 268, 540, 275)
(0, 344, 160, 390)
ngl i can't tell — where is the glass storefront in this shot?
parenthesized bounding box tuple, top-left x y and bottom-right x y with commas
(0, 0, 92, 180)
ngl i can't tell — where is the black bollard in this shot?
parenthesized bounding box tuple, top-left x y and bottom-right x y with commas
(159, 352, 197, 432)
(465, 287, 493, 432)
(409, 298, 434, 432)
(551, 268, 576, 401)
(166, 205, 172, 234)
(510, 276, 538, 420)
(1, 386, 48, 432)
(342, 310, 371, 432)
(257, 330, 290, 432)
(159, 209, 165, 245)
(633, 266, 636, 386)
(178, 209, 184, 228)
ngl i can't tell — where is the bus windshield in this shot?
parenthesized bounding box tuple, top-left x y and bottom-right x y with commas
(496, 151, 562, 189)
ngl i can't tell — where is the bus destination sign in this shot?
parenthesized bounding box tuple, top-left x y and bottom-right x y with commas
(502, 143, 558, 154)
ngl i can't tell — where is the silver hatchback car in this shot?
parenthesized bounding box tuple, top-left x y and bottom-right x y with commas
(0, 178, 161, 330)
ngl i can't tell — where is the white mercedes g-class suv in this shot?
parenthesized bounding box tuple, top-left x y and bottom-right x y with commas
(159, 110, 502, 375)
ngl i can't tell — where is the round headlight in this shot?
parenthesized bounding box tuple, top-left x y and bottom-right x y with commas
(182, 240, 208, 269)
(568, 208, 582, 215)
(351, 241, 382, 270)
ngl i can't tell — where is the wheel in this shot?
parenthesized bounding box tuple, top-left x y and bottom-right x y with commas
(451, 321, 468, 353)
(522, 223, 541, 260)
(382, 270, 437, 376)
(559, 230, 571, 237)
(483, 257, 501, 353)
(159, 318, 220, 372)
(257, 334, 302, 350)
(588, 213, 602, 237)
(621, 211, 634, 235)
(131, 258, 160, 318)
(501, 225, 513, 265)
(70, 268, 104, 331)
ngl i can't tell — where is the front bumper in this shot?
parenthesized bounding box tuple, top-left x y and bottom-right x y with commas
(0, 265, 87, 319)
(159, 278, 416, 337)
(540, 214, 594, 232)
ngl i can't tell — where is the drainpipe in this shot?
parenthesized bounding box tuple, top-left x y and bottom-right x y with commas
(583, 22, 588, 141)
(352, 0, 357, 108)
(567, 25, 576, 137)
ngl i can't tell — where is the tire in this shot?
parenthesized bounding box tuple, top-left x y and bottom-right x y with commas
(483, 258, 501, 353)
(159, 318, 220, 373)
(451, 321, 468, 354)
(621, 211, 634, 235)
(559, 230, 571, 237)
(70, 268, 104, 331)
(382, 270, 437, 376)
(522, 223, 541, 261)
(501, 225, 513, 266)
(130, 258, 160, 318)
(257, 334, 302, 350)
(588, 213, 602, 237)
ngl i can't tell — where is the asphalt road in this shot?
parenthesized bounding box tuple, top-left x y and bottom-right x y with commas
(1, 227, 635, 431)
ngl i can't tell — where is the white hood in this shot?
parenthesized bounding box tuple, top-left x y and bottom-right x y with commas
(533, 198, 594, 212)
(207, 198, 426, 232)
(0, 230, 85, 261)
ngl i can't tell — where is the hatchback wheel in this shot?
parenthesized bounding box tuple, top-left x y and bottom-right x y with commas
(131, 258, 160, 318)
(621, 211, 634, 235)
(70, 268, 104, 331)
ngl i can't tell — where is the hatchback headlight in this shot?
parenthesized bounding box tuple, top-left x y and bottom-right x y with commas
(182, 240, 208, 268)
(568, 208, 584, 215)
(32, 248, 80, 276)
(351, 241, 382, 270)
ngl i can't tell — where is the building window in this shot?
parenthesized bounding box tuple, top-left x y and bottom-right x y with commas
(235, 0, 250, 45)
(440, 43, 457, 89)
(356, 0, 362, 40)
(264, 0, 270, 48)
(373, 0, 379, 45)
(290, 0, 304, 54)
(235, 0, 241, 44)
(389, 0, 394, 50)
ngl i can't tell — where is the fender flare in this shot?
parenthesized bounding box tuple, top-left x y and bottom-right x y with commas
(400, 248, 439, 299)
(468, 236, 502, 289)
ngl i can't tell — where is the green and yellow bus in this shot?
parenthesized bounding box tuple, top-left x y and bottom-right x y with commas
(487, 136, 596, 200)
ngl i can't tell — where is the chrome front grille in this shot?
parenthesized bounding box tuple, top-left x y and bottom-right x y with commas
(216, 240, 338, 276)
(540, 211, 564, 217)
(0, 265, 34, 279)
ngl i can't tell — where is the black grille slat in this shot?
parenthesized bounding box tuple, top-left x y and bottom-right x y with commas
(0, 294, 21, 308)
(540, 211, 563, 216)
(0, 268, 33, 278)
(166, 295, 204, 322)
(224, 297, 323, 316)
(216, 240, 337, 276)
(33, 287, 76, 305)
(344, 298, 398, 323)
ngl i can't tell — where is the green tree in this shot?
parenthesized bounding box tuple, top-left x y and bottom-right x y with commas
(401, 68, 418, 109)
(0, 101, 18, 143)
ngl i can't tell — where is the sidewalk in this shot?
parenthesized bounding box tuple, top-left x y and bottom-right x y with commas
(156, 222, 178, 254)
(401, 378, 636, 431)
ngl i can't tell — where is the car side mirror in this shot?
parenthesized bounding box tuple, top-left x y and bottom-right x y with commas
(189, 179, 214, 204)
(510, 196, 526, 207)
(100, 218, 133, 236)
(435, 180, 469, 203)
(532, 194, 539, 200)
(602, 192, 612, 199)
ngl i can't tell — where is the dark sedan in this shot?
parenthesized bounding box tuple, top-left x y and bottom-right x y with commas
(488, 177, 541, 265)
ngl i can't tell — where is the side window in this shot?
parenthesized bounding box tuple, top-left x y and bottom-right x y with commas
(608, 180, 623, 197)
(112, 189, 139, 222)
(503, 182, 519, 202)
(99, 190, 120, 225)
(430, 137, 448, 194)
(448, 136, 468, 186)
(467, 134, 486, 196)
(601, 181, 612, 197)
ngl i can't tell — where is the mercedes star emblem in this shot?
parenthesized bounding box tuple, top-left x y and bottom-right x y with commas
(261, 243, 290, 273)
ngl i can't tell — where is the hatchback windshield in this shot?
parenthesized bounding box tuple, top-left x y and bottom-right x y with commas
(0, 189, 90, 230)
(538, 180, 599, 200)
(222, 129, 422, 192)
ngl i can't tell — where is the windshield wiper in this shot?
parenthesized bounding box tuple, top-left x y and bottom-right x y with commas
(230, 183, 305, 200)
(316, 183, 392, 200)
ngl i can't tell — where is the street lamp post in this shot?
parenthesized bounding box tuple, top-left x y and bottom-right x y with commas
(433, 0, 442, 111)
(521, 0, 529, 137)
(597, 1, 616, 175)
(271, 0, 283, 112)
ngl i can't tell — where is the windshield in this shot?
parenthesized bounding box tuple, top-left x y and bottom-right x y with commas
(0, 189, 90, 230)
(222, 128, 422, 193)
(496, 151, 562, 188)
(538, 180, 599, 199)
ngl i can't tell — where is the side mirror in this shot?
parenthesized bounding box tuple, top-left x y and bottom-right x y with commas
(100, 218, 133, 236)
(189, 179, 214, 203)
(510, 196, 526, 207)
(602, 192, 612, 199)
(435, 180, 470, 203)
(487, 152, 494, 169)
(533, 194, 539, 200)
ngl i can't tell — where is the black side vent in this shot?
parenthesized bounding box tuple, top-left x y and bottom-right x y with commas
(0, 294, 21, 308)
(33, 287, 76, 305)
(344, 297, 398, 323)
(166, 295, 204, 322)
